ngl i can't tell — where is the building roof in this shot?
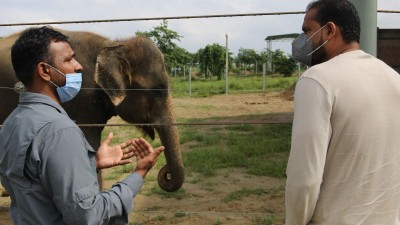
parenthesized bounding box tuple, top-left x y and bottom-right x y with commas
(265, 33, 300, 41)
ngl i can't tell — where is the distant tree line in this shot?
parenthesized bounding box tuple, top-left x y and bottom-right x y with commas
(136, 20, 300, 79)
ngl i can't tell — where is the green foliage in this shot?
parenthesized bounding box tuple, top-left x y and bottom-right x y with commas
(272, 49, 297, 77)
(236, 48, 261, 72)
(135, 20, 297, 79)
(196, 43, 231, 80)
(234, 48, 298, 77)
(258, 48, 271, 64)
(136, 20, 194, 75)
(237, 48, 259, 65)
(136, 20, 182, 54)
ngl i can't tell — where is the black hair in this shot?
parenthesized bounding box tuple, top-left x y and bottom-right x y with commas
(307, 0, 360, 43)
(11, 26, 69, 86)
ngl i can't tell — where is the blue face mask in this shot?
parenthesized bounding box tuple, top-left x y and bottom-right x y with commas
(45, 63, 82, 103)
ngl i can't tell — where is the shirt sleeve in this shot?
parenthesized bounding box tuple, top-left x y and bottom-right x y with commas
(39, 126, 143, 225)
(285, 77, 332, 225)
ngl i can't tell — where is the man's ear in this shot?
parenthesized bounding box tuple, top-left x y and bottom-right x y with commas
(326, 21, 337, 39)
(37, 62, 51, 82)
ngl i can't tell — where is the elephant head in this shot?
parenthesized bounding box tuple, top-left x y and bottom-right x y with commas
(92, 37, 184, 192)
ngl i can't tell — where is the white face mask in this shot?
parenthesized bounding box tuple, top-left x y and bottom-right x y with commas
(292, 24, 329, 66)
(45, 63, 82, 103)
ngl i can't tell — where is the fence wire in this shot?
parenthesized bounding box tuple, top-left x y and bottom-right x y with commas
(0, 11, 306, 27)
(0, 8, 398, 224)
(0, 10, 398, 27)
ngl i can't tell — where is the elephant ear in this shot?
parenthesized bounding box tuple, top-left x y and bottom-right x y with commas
(94, 45, 131, 107)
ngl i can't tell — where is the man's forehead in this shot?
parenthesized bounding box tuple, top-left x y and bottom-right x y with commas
(302, 8, 320, 30)
(49, 41, 74, 57)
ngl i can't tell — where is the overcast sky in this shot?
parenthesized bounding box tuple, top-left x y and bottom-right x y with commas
(1, 0, 399, 55)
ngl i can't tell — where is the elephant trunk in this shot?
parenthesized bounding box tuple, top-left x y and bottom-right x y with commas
(155, 101, 184, 192)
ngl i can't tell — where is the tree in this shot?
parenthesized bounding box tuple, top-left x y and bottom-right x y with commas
(272, 49, 297, 77)
(136, 20, 193, 75)
(196, 43, 230, 80)
(258, 48, 272, 72)
(136, 20, 182, 54)
(167, 46, 195, 77)
(236, 48, 260, 73)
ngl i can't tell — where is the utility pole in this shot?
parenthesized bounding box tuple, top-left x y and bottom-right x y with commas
(225, 33, 229, 95)
(262, 63, 266, 95)
(349, 0, 377, 56)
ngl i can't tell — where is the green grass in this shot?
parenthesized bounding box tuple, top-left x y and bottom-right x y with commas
(143, 185, 187, 199)
(170, 74, 297, 97)
(102, 115, 291, 180)
(174, 212, 187, 217)
(180, 118, 291, 178)
(223, 188, 266, 203)
(252, 215, 276, 225)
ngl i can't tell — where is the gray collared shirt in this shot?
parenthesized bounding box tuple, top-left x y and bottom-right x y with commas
(0, 92, 143, 225)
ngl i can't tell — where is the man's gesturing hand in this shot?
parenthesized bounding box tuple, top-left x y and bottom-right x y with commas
(96, 132, 137, 170)
(131, 138, 165, 178)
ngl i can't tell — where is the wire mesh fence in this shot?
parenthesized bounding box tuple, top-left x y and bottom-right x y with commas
(0, 7, 399, 225)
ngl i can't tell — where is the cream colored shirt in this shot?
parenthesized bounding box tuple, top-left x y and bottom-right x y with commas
(286, 50, 400, 225)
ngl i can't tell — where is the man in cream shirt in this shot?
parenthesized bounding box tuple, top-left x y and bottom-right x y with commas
(286, 0, 400, 224)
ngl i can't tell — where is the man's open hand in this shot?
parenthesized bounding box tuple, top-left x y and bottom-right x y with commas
(96, 132, 136, 170)
(131, 138, 165, 178)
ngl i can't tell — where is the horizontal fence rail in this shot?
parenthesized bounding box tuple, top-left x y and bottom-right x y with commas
(0, 10, 398, 27)
(77, 121, 293, 126)
(0, 121, 293, 128)
(0, 12, 306, 27)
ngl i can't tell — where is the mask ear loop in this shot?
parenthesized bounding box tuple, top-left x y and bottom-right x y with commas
(307, 40, 329, 56)
(43, 63, 66, 78)
(49, 80, 60, 88)
(43, 63, 65, 88)
(306, 24, 328, 56)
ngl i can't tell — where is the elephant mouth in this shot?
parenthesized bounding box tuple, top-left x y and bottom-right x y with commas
(139, 125, 155, 140)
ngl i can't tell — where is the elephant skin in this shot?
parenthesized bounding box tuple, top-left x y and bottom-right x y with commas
(0, 29, 184, 192)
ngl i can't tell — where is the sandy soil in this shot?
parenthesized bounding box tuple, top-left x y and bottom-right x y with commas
(0, 91, 294, 225)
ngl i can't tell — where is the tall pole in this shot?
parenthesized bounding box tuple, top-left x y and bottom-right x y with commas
(189, 66, 192, 97)
(349, 0, 377, 57)
(267, 40, 272, 72)
(262, 63, 266, 95)
(225, 33, 229, 95)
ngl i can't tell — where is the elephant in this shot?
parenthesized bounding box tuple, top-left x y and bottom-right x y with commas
(0, 28, 184, 192)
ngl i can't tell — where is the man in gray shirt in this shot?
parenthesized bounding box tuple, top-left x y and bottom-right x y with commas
(0, 26, 164, 225)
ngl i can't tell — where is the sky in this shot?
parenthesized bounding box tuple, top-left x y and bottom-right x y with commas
(1, 0, 399, 55)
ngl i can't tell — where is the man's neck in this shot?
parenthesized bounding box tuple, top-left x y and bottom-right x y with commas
(330, 41, 360, 59)
(26, 86, 61, 105)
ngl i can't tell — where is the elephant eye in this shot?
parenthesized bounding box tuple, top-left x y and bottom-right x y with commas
(154, 85, 168, 97)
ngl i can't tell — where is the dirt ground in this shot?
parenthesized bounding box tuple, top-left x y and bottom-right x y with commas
(0, 91, 294, 225)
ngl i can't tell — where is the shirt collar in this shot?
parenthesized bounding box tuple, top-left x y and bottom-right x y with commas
(19, 92, 68, 115)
